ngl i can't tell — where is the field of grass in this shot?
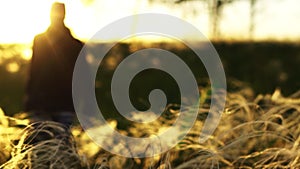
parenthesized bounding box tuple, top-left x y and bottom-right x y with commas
(1, 41, 300, 116)
(0, 41, 300, 168)
(0, 87, 300, 168)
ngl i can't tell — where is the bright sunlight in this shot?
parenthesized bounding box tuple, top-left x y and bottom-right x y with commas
(0, 0, 52, 43)
(0, 0, 300, 43)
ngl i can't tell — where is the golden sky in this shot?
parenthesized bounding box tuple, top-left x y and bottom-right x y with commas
(0, 0, 299, 43)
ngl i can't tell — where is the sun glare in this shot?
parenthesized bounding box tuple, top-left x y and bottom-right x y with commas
(0, 0, 171, 43)
(22, 49, 33, 60)
(0, 0, 299, 43)
(0, 0, 55, 43)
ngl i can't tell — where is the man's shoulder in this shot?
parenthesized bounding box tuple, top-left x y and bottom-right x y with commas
(34, 32, 47, 41)
(70, 36, 84, 48)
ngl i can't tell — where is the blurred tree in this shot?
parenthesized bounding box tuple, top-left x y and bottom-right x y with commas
(149, 0, 264, 40)
(149, 0, 235, 40)
(80, 0, 262, 40)
(205, 0, 234, 40)
(249, 0, 257, 40)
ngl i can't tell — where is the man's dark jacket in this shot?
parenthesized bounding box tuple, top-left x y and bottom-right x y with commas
(25, 25, 83, 113)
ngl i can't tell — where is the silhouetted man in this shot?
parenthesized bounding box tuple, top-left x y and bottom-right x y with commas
(24, 2, 83, 127)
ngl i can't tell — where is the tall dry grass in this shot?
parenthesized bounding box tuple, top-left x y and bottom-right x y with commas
(0, 88, 300, 168)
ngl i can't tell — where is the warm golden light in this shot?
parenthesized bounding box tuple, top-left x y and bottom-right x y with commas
(0, 0, 299, 44)
(6, 62, 20, 73)
(0, 0, 53, 43)
(22, 49, 32, 61)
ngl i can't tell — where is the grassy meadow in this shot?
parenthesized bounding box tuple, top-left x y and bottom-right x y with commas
(0, 41, 300, 168)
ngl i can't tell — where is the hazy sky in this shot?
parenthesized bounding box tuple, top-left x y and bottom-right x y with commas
(0, 0, 299, 43)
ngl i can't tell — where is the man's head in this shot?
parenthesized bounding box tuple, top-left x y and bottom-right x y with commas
(50, 2, 65, 26)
